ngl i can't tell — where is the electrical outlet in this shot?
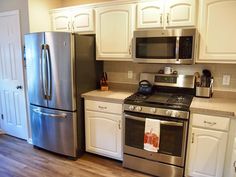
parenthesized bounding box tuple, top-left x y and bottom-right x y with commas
(128, 70, 133, 79)
(222, 75, 231, 86)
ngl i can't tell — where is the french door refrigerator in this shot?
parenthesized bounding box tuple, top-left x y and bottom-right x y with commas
(25, 32, 102, 157)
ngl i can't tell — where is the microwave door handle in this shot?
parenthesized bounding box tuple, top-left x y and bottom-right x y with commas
(176, 36, 180, 62)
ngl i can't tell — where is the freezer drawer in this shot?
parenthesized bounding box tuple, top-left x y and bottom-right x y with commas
(30, 105, 77, 157)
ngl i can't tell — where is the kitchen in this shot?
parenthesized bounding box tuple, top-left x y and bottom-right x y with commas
(0, 0, 236, 177)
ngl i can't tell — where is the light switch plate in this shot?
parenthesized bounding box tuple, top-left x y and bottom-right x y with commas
(128, 70, 133, 79)
(222, 75, 231, 86)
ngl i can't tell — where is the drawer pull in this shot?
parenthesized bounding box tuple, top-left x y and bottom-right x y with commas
(234, 161, 236, 172)
(118, 120, 121, 130)
(204, 121, 216, 126)
(98, 105, 107, 110)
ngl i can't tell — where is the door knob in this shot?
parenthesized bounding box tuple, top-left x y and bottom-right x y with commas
(16, 85, 22, 89)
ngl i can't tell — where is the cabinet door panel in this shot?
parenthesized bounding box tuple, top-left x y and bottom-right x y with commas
(96, 4, 134, 60)
(72, 8, 94, 32)
(52, 11, 70, 31)
(137, 1, 164, 28)
(198, 0, 236, 62)
(188, 128, 227, 177)
(165, 0, 195, 27)
(85, 110, 122, 160)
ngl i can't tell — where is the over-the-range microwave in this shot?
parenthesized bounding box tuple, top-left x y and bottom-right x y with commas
(133, 28, 197, 64)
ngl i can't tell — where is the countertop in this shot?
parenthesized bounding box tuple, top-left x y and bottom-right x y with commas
(190, 97, 236, 118)
(82, 90, 133, 103)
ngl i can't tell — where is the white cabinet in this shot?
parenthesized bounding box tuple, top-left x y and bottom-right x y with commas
(95, 4, 135, 60)
(51, 8, 94, 33)
(187, 114, 229, 177)
(85, 100, 123, 160)
(137, 0, 196, 29)
(229, 138, 236, 177)
(197, 0, 236, 63)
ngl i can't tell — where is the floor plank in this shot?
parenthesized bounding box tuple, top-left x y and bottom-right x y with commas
(0, 135, 152, 177)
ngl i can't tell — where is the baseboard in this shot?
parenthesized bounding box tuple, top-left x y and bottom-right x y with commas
(27, 138, 33, 144)
(0, 129, 5, 135)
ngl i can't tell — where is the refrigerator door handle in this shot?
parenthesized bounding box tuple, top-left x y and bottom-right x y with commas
(40, 44, 47, 99)
(45, 44, 52, 100)
(33, 108, 67, 118)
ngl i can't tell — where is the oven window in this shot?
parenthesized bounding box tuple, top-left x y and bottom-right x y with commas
(135, 37, 176, 59)
(125, 117, 184, 157)
(159, 124, 183, 156)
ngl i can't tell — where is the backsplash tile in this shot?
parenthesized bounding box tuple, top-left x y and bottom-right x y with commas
(104, 62, 236, 92)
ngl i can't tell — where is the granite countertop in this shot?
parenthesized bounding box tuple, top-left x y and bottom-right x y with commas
(190, 97, 236, 118)
(82, 90, 133, 103)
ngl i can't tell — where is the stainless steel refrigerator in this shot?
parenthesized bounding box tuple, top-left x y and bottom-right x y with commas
(25, 32, 102, 158)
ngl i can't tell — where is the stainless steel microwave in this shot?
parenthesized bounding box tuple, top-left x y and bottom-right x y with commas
(133, 29, 197, 64)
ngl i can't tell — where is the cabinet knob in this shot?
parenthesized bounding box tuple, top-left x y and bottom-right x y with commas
(16, 85, 22, 89)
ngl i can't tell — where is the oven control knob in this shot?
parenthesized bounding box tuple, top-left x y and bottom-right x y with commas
(150, 108, 156, 113)
(136, 106, 142, 112)
(173, 111, 180, 118)
(166, 110, 172, 116)
(129, 105, 135, 111)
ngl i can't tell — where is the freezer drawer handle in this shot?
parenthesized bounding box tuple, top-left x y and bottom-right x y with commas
(33, 109, 67, 118)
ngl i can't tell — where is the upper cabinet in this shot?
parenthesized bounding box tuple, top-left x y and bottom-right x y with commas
(96, 4, 135, 60)
(137, 0, 196, 29)
(197, 0, 236, 63)
(51, 8, 94, 33)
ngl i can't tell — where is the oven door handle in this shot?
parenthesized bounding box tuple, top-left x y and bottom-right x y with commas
(125, 114, 183, 127)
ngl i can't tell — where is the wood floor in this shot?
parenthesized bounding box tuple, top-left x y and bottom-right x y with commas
(0, 135, 152, 177)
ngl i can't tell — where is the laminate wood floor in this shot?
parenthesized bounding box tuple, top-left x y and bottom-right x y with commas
(0, 135, 152, 177)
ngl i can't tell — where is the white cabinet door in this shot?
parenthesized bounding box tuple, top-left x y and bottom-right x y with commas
(165, 0, 196, 27)
(188, 127, 228, 177)
(71, 8, 94, 33)
(198, 0, 236, 63)
(85, 110, 122, 160)
(137, 1, 164, 29)
(229, 138, 236, 177)
(51, 11, 71, 32)
(96, 4, 135, 60)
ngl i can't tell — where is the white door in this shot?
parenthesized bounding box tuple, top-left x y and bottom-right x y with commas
(188, 127, 228, 177)
(72, 8, 94, 33)
(165, 0, 196, 27)
(85, 110, 122, 160)
(137, 1, 164, 29)
(198, 0, 236, 63)
(51, 10, 71, 32)
(96, 4, 135, 60)
(0, 10, 28, 139)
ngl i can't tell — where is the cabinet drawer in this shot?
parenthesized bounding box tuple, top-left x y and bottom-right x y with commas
(192, 114, 230, 131)
(85, 100, 122, 114)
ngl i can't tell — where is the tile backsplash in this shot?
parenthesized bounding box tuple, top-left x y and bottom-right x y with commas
(104, 61, 236, 92)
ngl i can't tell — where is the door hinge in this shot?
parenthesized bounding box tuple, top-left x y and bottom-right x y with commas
(1, 114, 4, 120)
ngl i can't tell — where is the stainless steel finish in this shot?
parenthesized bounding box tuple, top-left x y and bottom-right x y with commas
(45, 32, 76, 111)
(140, 73, 195, 89)
(196, 86, 213, 98)
(123, 154, 183, 177)
(41, 44, 47, 99)
(33, 108, 67, 118)
(30, 105, 77, 157)
(176, 36, 180, 61)
(25, 33, 47, 107)
(45, 44, 52, 100)
(133, 28, 196, 64)
(123, 113, 188, 167)
(124, 104, 189, 119)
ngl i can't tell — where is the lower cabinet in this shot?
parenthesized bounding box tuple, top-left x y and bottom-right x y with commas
(187, 114, 229, 177)
(229, 138, 236, 177)
(188, 128, 227, 177)
(85, 100, 123, 160)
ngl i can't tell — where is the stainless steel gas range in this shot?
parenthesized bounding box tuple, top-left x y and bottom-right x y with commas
(123, 73, 195, 177)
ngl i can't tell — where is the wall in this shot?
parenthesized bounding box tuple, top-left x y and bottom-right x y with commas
(0, 0, 29, 46)
(104, 62, 236, 92)
(61, 0, 113, 7)
(28, 0, 62, 32)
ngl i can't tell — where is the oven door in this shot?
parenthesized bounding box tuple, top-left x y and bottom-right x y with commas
(124, 113, 188, 167)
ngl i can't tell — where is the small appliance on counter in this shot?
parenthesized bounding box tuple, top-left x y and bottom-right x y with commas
(100, 72, 108, 91)
(195, 69, 213, 98)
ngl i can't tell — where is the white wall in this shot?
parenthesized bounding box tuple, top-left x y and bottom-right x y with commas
(28, 0, 62, 32)
(0, 0, 29, 46)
